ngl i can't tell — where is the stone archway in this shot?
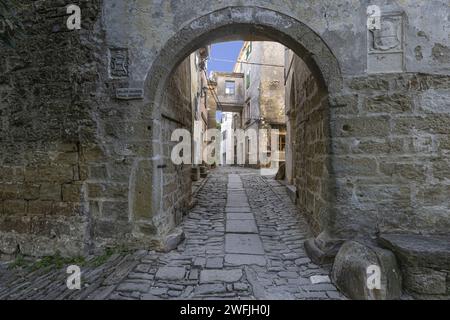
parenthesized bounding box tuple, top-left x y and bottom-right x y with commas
(142, 6, 343, 256)
(144, 6, 342, 107)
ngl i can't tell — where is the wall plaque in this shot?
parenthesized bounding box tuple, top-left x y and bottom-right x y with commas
(109, 48, 129, 78)
(116, 88, 144, 100)
(367, 6, 405, 73)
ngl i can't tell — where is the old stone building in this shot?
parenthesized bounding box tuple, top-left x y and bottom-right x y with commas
(190, 46, 211, 179)
(234, 41, 287, 169)
(210, 71, 245, 165)
(0, 0, 449, 299)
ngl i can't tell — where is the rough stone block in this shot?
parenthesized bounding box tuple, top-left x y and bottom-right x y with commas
(62, 183, 83, 202)
(379, 233, 450, 297)
(1, 184, 22, 200)
(304, 232, 344, 265)
(132, 160, 153, 219)
(332, 116, 390, 138)
(404, 267, 447, 295)
(331, 241, 402, 300)
(23, 184, 40, 200)
(39, 183, 61, 201)
(101, 201, 129, 222)
(3, 200, 26, 215)
(87, 183, 128, 200)
(27, 200, 53, 216)
(162, 228, 185, 252)
(379, 233, 450, 270)
(364, 93, 412, 114)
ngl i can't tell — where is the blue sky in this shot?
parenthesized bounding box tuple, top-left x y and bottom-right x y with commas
(207, 41, 244, 122)
(208, 41, 244, 73)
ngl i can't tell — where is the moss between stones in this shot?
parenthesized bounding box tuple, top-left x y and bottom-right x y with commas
(8, 252, 86, 271)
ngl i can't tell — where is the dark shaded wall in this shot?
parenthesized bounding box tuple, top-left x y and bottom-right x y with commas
(0, 1, 103, 257)
(285, 53, 331, 235)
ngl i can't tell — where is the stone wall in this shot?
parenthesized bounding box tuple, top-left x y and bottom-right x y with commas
(0, 1, 194, 258)
(286, 60, 450, 240)
(0, 0, 103, 258)
(157, 58, 193, 236)
(285, 53, 330, 235)
(331, 74, 450, 238)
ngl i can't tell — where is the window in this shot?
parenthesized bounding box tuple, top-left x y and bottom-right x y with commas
(225, 81, 235, 95)
(222, 130, 227, 140)
(246, 70, 250, 89)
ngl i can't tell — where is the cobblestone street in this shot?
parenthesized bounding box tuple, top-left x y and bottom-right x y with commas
(0, 167, 344, 300)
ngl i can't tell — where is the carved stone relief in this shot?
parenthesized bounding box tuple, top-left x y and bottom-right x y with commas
(109, 48, 129, 78)
(367, 8, 405, 73)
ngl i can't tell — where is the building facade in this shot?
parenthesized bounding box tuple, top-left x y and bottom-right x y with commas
(190, 47, 210, 171)
(234, 42, 287, 169)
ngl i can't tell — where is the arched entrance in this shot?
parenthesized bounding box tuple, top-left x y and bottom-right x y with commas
(141, 6, 343, 258)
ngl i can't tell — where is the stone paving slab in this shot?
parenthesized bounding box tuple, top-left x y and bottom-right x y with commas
(226, 212, 254, 220)
(225, 254, 267, 266)
(226, 219, 258, 234)
(200, 269, 244, 283)
(228, 195, 247, 199)
(155, 267, 186, 280)
(226, 207, 252, 213)
(226, 202, 250, 207)
(225, 234, 265, 255)
(205, 257, 224, 269)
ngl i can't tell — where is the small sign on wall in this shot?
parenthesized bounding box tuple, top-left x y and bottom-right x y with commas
(116, 88, 144, 100)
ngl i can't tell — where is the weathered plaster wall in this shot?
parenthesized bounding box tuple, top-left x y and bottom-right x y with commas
(241, 42, 262, 125)
(259, 42, 286, 125)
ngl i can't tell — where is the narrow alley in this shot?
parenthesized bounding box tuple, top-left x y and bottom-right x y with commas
(0, 167, 344, 300)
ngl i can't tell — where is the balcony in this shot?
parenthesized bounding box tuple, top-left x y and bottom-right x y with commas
(212, 72, 245, 112)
